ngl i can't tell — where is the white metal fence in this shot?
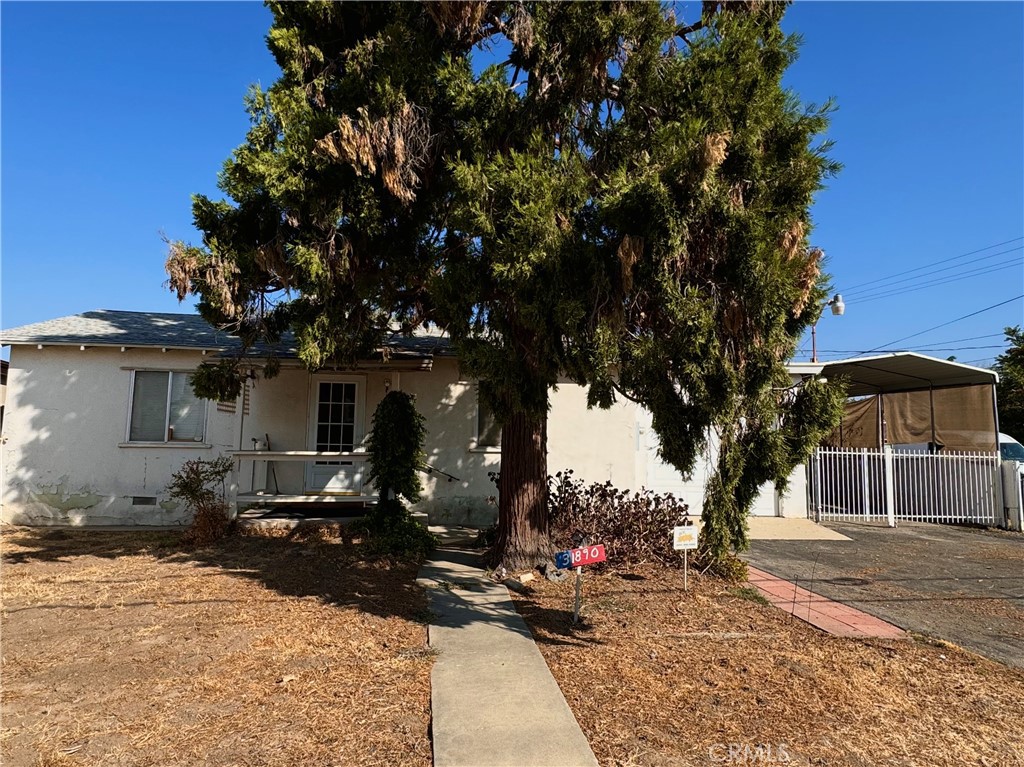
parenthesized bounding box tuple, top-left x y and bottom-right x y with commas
(811, 446, 1000, 526)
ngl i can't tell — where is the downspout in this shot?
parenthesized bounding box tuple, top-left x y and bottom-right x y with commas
(877, 394, 885, 451)
(928, 384, 937, 453)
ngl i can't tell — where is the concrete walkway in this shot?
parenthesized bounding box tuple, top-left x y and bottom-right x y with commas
(417, 532, 598, 767)
(748, 566, 905, 639)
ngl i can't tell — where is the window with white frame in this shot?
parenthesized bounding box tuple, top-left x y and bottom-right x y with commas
(128, 371, 207, 443)
(476, 389, 501, 448)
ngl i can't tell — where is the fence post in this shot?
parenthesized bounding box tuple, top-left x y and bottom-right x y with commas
(883, 444, 896, 528)
(1001, 462, 1023, 532)
(811, 448, 822, 522)
(860, 448, 871, 519)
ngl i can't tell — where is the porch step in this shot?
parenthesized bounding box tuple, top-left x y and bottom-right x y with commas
(237, 493, 378, 505)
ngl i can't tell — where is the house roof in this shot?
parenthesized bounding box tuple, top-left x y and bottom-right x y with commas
(820, 352, 998, 396)
(0, 310, 452, 360)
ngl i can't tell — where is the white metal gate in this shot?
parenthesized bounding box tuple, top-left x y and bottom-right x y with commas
(811, 446, 1000, 525)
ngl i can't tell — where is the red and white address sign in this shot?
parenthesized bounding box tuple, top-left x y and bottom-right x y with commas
(556, 544, 607, 569)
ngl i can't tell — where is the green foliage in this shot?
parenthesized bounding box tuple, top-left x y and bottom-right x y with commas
(366, 391, 427, 503)
(166, 456, 233, 509)
(729, 584, 770, 605)
(189, 360, 245, 401)
(357, 499, 437, 560)
(699, 554, 750, 584)
(995, 326, 1024, 440)
(166, 456, 234, 545)
(168, 2, 845, 565)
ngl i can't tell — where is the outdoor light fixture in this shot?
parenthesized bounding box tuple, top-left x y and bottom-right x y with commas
(811, 293, 846, 363)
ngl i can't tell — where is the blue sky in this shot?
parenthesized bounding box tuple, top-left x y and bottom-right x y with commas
(2, 1, 1022, 367)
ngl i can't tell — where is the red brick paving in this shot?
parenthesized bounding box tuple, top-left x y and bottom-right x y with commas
(747, 566, 906, 639)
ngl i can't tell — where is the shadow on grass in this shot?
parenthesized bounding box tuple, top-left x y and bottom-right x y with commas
(1, 527, 599, 642)
(1, 526, 429, 624)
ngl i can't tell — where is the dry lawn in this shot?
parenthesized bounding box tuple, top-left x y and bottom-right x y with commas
(0, 527, 433, 767)
(512, 565, 1024, 767)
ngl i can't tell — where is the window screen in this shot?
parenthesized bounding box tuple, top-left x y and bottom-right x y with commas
(129, 371, 169, 442)
(129, 371, 206, 443)
(168, 372, 204, 441)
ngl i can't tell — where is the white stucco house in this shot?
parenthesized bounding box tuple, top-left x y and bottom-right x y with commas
(0, 310, 815, 527)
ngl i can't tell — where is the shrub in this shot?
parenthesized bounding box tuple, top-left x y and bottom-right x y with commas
(701, 553, 749, 583)
(360, 391, 436, 559)
(547, 470, 694, 568)
(166, 456, 234, 546)
(357, 499, 438, 559)
(365, 391, 427, 504)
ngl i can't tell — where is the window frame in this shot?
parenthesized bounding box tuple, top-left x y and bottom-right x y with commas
(124, 369, 209, 445)
(471, 384, 502, 452)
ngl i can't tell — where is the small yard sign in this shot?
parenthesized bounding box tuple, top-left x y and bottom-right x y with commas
(672, 524, 698, 592)
(673, 526, 699, 551)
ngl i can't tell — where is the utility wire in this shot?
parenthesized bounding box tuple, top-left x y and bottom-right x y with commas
(863, 295, 1024, 354)
(839, 236, 1023, 293)
(818, 344, 1007, 353)
(850, 258, 1022, 304)
(891, 332, 1004, 346)
(844, 246, 1023, 299)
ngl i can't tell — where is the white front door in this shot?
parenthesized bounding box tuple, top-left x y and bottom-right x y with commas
(305, 376, 366, 494)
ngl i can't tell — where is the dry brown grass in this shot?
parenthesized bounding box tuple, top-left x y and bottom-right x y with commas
(512, 565, 1024, 767)
(1, 527, 432, 767)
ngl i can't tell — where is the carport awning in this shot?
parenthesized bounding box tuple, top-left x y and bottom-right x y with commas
(820, 352, 997, 397)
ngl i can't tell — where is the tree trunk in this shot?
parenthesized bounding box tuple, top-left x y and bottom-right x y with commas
(491, 408, 553, 571)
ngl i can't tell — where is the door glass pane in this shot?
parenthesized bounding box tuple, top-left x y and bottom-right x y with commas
(315, 380, 358, 462)
(130, 372, 169, 442)
(169, 373, 205, 441)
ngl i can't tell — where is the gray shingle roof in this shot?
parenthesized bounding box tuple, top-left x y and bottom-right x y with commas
(0, 310, 451, 359)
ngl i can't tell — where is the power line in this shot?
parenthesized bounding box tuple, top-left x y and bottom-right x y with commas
(818, 345, 1007, 353)
(864, 294, 1024, 353)
(850, 258, 1022, 304)
(895, 332, 1004, 345)
(844, 247, 1023, 299)
(839, 236, 1023, 293)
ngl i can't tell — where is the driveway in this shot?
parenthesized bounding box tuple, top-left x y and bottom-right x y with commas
(744, 521, 1024, 668)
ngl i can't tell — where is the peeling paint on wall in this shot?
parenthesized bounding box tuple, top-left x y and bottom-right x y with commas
(31, 479, 102, 512)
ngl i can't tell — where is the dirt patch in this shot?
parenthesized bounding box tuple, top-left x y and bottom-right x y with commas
(1, 527, 432, 766)
(511, 566, 1024, 767)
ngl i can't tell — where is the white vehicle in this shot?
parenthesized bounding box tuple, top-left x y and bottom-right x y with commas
(998, 433, 1024, 466)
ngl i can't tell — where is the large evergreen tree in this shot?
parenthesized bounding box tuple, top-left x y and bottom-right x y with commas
(168, 1, 844, 569)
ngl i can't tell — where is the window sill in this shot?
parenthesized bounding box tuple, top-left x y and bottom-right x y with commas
(468, 445, 501, 454)
(118, 442, 212, 449)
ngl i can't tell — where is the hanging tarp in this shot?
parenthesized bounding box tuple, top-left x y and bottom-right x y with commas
(829, 384, 996, 452)
(827, 396, 879, 448)
(884, 385, 996, 451)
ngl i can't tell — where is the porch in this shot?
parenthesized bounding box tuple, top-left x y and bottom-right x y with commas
(229, 450, 377, 518)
